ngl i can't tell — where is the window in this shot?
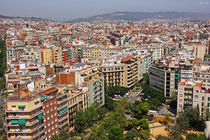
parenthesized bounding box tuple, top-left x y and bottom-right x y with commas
(208, 97, 210, 101)
(48, 123, 50, 126)
(51, 108, 53, 111)
(51, 114, 53, 118)
(54, 112, 57, 116)
(47, 110, 49, 114)
(55, 124, 58, 128)
(55, 119, 57, 122)
(47, 117, 50, 120)
(54, 101, 56, 104)
(51, 121, 54, 124)
(50, 102, 52, 105)
(202, 96, 205, 101)
(46, 104, 49, 107)
(54, 107, 56, 110)
(194, 95, 198, 99)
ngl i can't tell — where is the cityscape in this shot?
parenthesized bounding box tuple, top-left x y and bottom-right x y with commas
(0, 0, 210, 140)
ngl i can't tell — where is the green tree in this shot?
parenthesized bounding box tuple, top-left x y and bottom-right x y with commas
(108, 126, 125, 140)
(90, 124, 108, 140)
(139, 129, 150, 140)
(104, 94, 114, 110)
(51, 135, 62, 140)
(186, 133, 206, 140)
(59, 130, 69, 139)
(126, 128, 139, 140)
(75, 110, 87, 133)
(0, 38, 7, 90)
(106, 86, 128, 96)
(132, 101, 150, 119)
(156, 135, 170, 140)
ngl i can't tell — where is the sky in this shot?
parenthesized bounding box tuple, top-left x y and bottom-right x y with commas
(0, 0, 209, 21)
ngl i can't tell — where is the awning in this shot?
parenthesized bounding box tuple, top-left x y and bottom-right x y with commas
(41, 95, 47, 101)
(37, 113, 43, 119)
(19, 119, 26, 124)
(18, 105, 25, 108)
(58, 107, 68, 114)
(11, 120, 18, 124)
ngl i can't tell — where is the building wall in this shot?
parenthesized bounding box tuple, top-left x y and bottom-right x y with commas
(6, 95, 45, 140)
(43, 97, 59, 140)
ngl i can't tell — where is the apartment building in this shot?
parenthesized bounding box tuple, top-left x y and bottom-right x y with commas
(100, 62, 125, 87)
(193, 60, 210, 88)
(67, 87, 88, 131)
(53, 47, 63, 66)
(146, 43, 164, 61)
(101, 55, 139, 89)
(5, 87, 70, 140)
(82, 46, 119, 59)
(121, 55, 139, 88)
(177, 80, 202, 114)
(6, 89, 45, 140)
(62, 45, 79, 66)
(79, 66, 105, 106)
(56, 64, 105, 107)
(199, 88, 210, 119)
(39, 49, 54, 65)
(149, 66, 176, 97)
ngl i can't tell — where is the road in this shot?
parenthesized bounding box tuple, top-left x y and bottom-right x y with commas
(128, 88, 143, 103)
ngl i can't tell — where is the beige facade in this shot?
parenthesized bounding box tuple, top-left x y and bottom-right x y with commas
(82, 46, 119, 59)
(40, 49, 53, 65)
(53, 47, 62, 66)
(101, 56, 139, 88)
(67, 88, 88, 131)
(6, 92, 45, 140)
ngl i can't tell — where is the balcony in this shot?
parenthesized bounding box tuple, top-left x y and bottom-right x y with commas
(32, 129, 45, 139)
(25, 119, 39, 126)
(59, 120, 68, 128)
(59, 115, 69, 122)
(57, 103, 67, 110)
(8, 136, 32, 140)
(57, 97, 67, 105)
(6, 105, 42, 113)
(8, 123, 44, 134)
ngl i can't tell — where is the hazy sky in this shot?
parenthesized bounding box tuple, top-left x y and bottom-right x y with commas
(0, 0, 209, 21)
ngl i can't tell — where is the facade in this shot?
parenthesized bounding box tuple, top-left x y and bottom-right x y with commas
(67, 87, 88, 131)
(193, 60, 210, 88)
(6, 89, 45, 140)
(39, 49, 54, 65)
(82, 46, 118, 59)
(5, 87, 70, 140)
(56, 65, 105, 107)
(147, 43, 164, 61)
(149, 66, 175, 97)
(53, 47, 62, 66)
(101, 55, 139, 89)
(177, 80, 202, 114)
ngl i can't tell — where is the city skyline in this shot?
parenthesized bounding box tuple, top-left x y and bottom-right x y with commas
(0, 0, 210, 21)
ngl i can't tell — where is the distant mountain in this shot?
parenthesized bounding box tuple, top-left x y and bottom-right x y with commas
(0, 14, 53, 22)
(67, 11, 210, 22)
